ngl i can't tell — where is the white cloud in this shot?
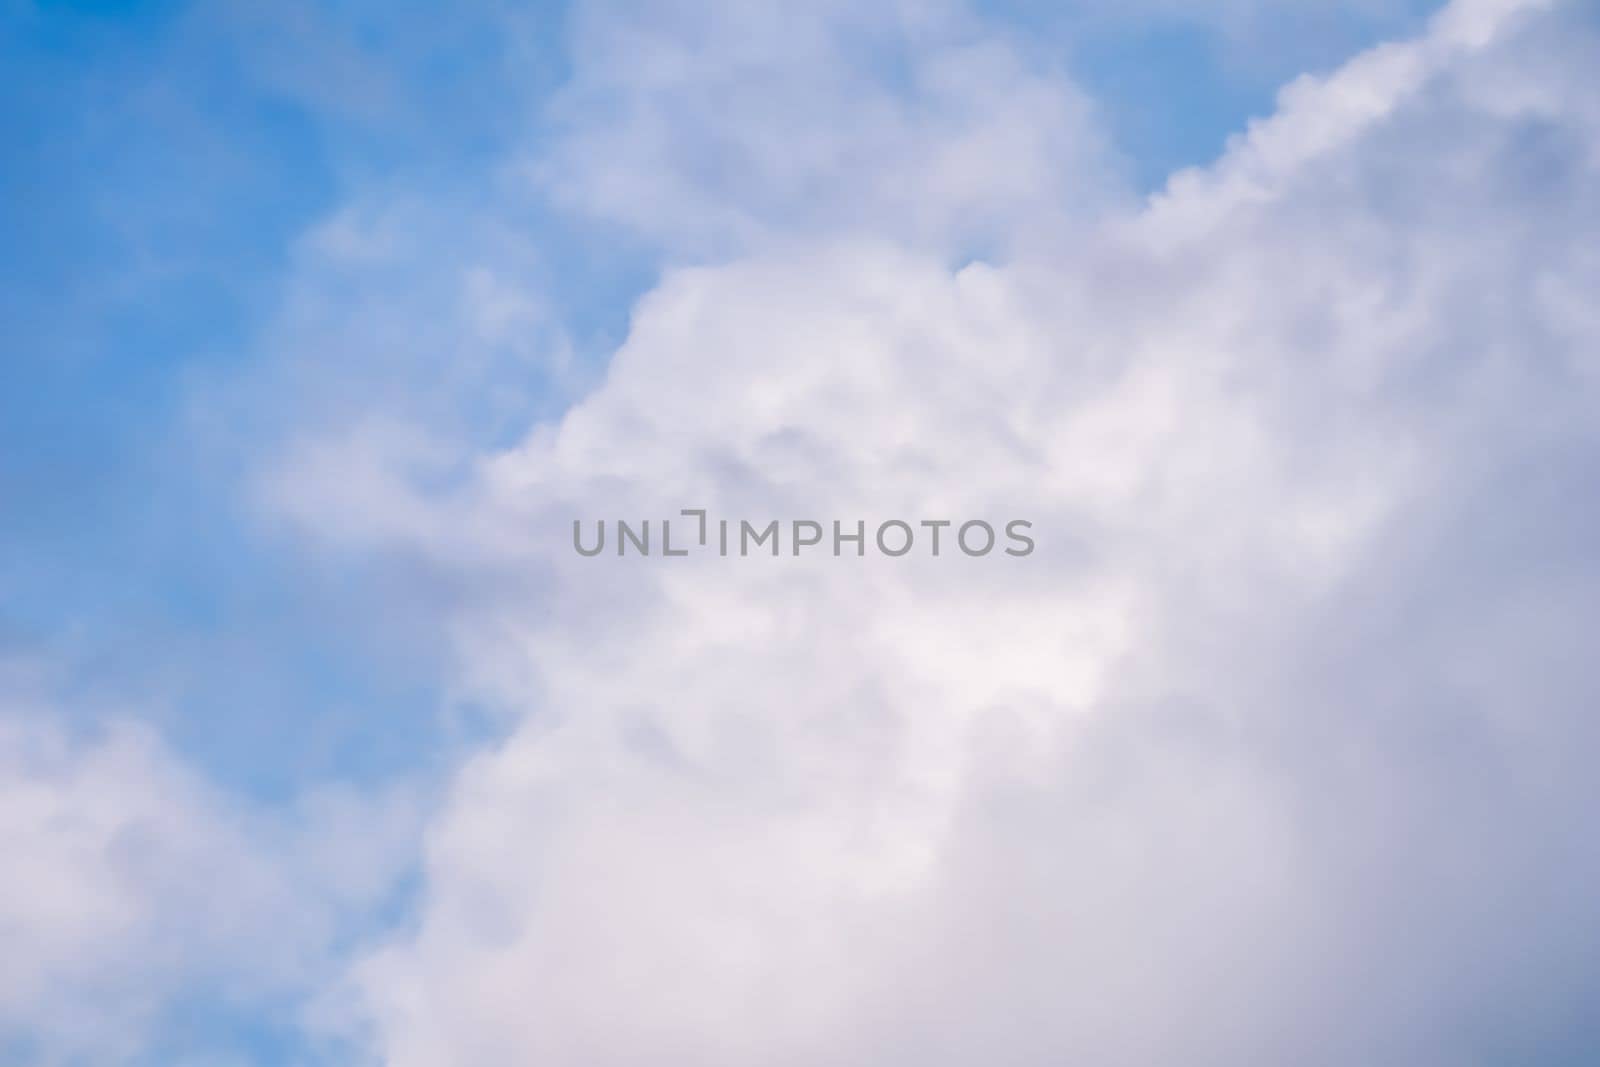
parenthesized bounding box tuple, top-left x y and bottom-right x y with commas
(249, 0, 1600, 1063)
(534, 0, 1127, 258)
(0, 692, 417, 1064)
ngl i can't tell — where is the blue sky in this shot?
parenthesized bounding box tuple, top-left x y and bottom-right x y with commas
(0, 0, 1328, 798)
(3, 0, 533, 796)
(6, 0, 1600, 1064)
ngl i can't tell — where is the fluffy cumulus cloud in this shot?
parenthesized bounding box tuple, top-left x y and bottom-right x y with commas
(248, 0, 1600, 1063)
(12, 0, 1600, 1062)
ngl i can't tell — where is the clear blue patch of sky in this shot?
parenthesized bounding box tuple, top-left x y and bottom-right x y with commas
(1072, 21, 1278, 191)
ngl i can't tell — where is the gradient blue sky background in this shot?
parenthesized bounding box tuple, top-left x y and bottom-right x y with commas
(4, 0, 1600, 1064)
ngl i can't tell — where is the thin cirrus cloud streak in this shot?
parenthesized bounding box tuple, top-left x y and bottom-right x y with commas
(7, 0, 1600, 1062)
